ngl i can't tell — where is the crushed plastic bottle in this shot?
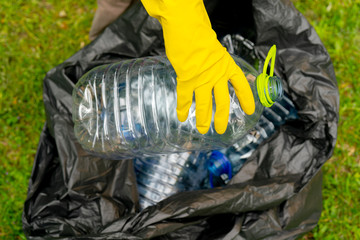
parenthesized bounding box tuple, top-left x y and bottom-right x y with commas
(72, 46, 283, 159)
(207, 93, 299, 188)
(134, 93, 298, 209)
(134, 151, 208, 209)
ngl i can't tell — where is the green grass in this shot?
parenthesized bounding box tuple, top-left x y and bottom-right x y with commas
(292, 0, 360, 239)
(0, 0, 359, 239)
(0, 0, 96, 238)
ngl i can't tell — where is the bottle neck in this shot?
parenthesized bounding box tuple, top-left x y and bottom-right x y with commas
(256, 75, 283, 107)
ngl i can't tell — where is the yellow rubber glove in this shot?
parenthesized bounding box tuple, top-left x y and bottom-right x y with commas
(141, 0, 255, 134)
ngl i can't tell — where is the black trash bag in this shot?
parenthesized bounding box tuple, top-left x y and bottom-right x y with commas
(23, 0, 339, 239)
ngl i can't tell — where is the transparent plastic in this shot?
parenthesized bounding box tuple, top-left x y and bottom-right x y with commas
(72, 55, 283, 159)
(134, 151, 208, 209)
(134, 94, 298, 209)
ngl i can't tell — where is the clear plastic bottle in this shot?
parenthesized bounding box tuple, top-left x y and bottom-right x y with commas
(134, 93, 298, 209)
(72, 47, 283, 159)
(134, 151, 208, 209)
(206, 94, 299, 188)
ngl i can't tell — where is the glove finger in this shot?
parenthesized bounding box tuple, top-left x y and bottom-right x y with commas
(229, 66, 255, 115)
(176, 84, 193, 122)
(195, 86, 213, 134)
(214, 80, 230, 134)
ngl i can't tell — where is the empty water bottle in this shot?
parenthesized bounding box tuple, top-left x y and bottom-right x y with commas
(72, 46, 283, 159)
(132, 38, 298, 208)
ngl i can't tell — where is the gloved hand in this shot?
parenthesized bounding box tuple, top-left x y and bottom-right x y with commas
(141, 0, 255, 134)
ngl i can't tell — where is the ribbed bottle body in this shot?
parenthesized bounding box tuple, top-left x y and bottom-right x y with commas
(134, 151, 208, 209)
(72, 55, 265, 159)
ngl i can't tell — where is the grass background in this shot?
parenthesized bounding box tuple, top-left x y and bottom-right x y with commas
(0, 0, 359, 239)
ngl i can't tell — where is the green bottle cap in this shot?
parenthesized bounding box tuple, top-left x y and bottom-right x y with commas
(256, 45, 283, 107)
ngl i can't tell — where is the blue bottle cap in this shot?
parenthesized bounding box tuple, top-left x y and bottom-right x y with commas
(208, 150, 232, 188)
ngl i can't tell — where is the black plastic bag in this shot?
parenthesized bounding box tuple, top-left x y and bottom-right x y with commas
(23, 0, 339, 239)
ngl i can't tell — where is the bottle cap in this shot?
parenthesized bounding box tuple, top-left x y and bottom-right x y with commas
(208, 150, 232, 188)
(257, 45, 283, 107)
